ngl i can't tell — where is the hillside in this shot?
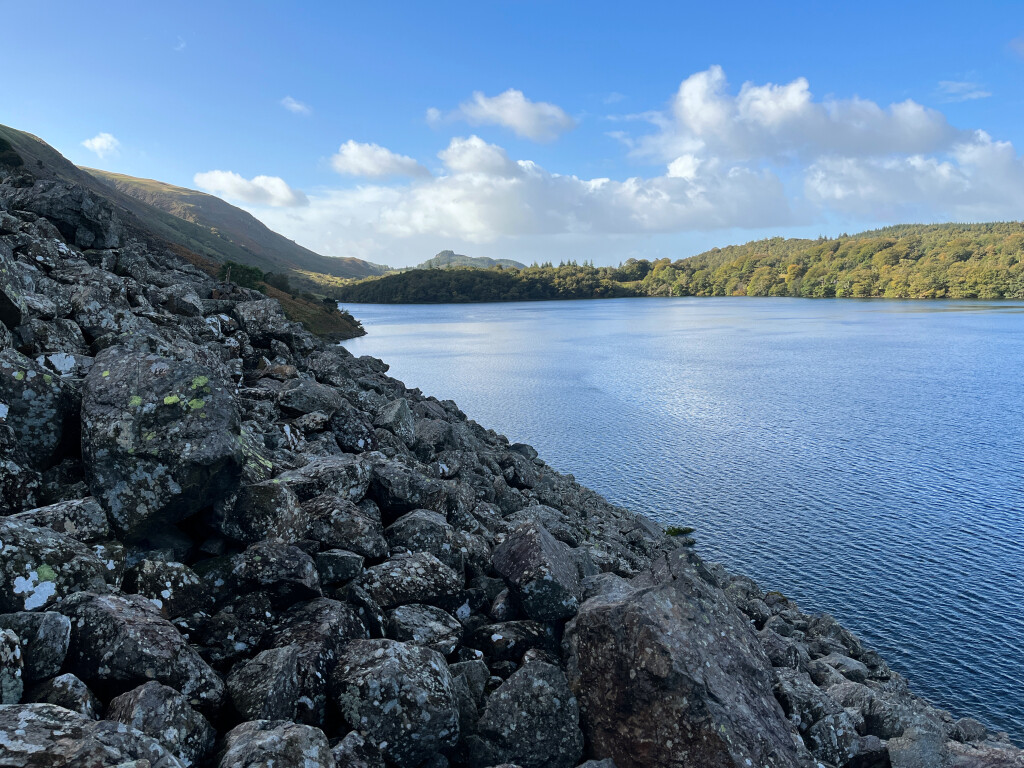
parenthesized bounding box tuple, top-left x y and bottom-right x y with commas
(334, 222, 1024, 303)
(86, 168, 387, 279)
(0, 124, 364, 338)
(416, 250, 526, 270)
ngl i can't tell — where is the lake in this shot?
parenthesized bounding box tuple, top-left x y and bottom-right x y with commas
(341, 297, 1024, 742)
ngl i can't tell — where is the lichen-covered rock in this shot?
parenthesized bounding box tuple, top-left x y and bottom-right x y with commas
(81, 348, 242, 540)
(468, 661, 584, 768)
(353, 552, 462, 609)
(11, 497, 111, 544)
(469, 620, 559, 663)
(24, 672, 102, 718)
(275, 454, 373, 502)
(106, 681, 216, 767)
(315, 549, 364, 586)
(387, 603, 463, 656)
(0, 611, 70, 684)
(332, 730, 387, 768)
(233, 298, 294, 344)
(492, 522, 582, 622)
(279, 377, 344, 416)
(374, 397, 415, 445)
(330, 399, 378, 453)
(386, 508, 464, 572)
(227, 645, 302, 721)
(212, 479, 308, 543)
(123, 559, 212, 620)
(59, 591, 224, 714)
(230, 540, 321, 607)
(0, 348, 70, 469)
(369, 458, 450, 515)
(1, 627, 23, 704)
(217, 719, 335, 768)
(0, 518, 110, 612)
(0, 702, 184, 767)
(304, 494, 387, 558)
(563, 550, 804, 768)
(264, 598, 368, 724)
(331, 638, 460, 766)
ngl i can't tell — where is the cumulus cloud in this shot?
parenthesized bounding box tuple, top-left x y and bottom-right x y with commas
(193, 170, 308, 207)
(331, 141, 429, 177)
(281, 96, 312, 115)
(243, 67, 1024, 264)
(937, 80, 991, 102)
(82, 132, 120, 159)
(432, 89, 576, 141)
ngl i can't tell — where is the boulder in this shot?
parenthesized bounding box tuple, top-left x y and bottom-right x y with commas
(563, 551, 803, 768)
(0, 702, 184, 767)
(0, 611, 70, 683)
(353, 552, 462, 609)
(59, 591, 225, 714)
(212, 479, 308, 543)
(387, 603, 463, 656)
(264, 597, 368, 725)
(10, 497, 110, 544)
(217, 719, 335, 768)
(468, 661, 584, 768)
(315, 549, 364, 586)
(24, 672, 101, 718)
(230, 540, 321, 606)
(279, 377, 344, 416)
(81, 348, 242, 540)
(123, 559, 212, 620)
(304, 494, 388, 558)
(331, 638, 460, 766)
(106, 681, 216, 767)
(374, 397, 415, 445)
(1, 627, 23, 703)
(369, 459, 450, 516)
(386, 508, 464, 572)
(492, 522, 582, 621)
(0, 348, 70, 469)
(330, 399, 378, 453)
(0, 517, 110, 612)
(275, 454, 373, 502)
(227, 645, 301, 721)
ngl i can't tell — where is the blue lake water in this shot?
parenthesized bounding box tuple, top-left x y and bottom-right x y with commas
(342, 297, 1024, 742)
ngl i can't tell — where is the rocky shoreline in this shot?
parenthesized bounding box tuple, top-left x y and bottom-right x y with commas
(0, 165, 1021, 767)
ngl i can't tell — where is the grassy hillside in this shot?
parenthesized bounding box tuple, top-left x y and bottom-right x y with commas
(86, 168, 387, 279)
(333, 222, 1024, 303)
(416, 250, 527, 270)
(0, 123, 365, 338)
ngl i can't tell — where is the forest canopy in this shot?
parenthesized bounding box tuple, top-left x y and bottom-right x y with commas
(332, 222, 1024, 303)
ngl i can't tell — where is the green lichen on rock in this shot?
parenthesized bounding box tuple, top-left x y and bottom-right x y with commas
(128, 395, 143, 407)
(188, 398, 205, 410)
(163, 395, 180, 406)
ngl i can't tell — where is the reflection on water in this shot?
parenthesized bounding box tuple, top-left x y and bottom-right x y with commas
(343, 297, 1024, 742)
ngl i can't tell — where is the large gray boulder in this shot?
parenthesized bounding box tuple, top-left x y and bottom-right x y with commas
(492, 521, 582, 621)
(0, 517, 110, 612)
(0, 348, 70, 469)
(563, 550, 804, 768)
(353, 552, 462, 609)
(0, 702, 184, 767)
(217, 719, 335, 768)
(81, 348, 242, 539)
(58, 591, 225, 714)
(0, 627, 23, 704)
(0, 611, 71, 684)
(106, 681, 216, 768)
(468, 661, 584, 768)
(331, 638, 460, 766)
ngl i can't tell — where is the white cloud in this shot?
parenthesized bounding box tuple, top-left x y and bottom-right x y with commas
(331, 141, 429, 177)
(242, 67, 1024, 265)
(937, 80, 991, 102)
(193, 170, 308, 207)
(82, 132, 120, 159)
(281, 96, 312, 115)
(433, 89, 576, 141)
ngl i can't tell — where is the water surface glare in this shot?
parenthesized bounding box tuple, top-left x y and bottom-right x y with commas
(342, 297, 1024, 741)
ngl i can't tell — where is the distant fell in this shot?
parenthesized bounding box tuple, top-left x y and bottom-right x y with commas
(417, 250, 526, 270)
(86, 168, 387, 280)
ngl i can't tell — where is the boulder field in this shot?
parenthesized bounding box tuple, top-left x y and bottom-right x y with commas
(0, 166, 1021, 768)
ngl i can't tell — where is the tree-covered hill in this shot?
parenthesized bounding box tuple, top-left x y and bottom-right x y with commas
(333, 222, 1024, 303)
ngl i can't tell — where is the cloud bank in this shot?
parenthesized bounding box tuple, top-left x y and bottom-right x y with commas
(430, 89, 576, 141)
(202, 68, 1024, 264)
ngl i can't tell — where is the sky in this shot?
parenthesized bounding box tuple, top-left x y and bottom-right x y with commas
(4, 1, 1024, 267)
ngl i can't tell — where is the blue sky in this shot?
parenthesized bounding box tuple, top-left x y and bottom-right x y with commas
(4, 1, 1024, 266)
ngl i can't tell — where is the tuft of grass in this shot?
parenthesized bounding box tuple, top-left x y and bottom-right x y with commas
(665, 525, 695, 537)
